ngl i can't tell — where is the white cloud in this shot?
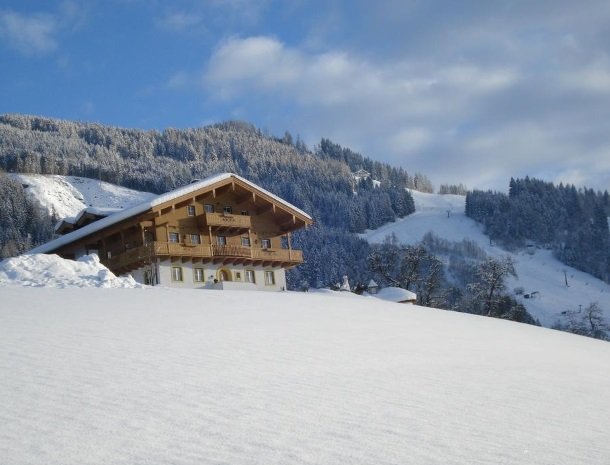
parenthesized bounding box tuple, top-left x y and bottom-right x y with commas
(564, 61, 610, 94)
(0, 10, 58, 55)
(202, 34, 610, 191)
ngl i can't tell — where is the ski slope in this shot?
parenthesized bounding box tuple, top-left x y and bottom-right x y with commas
(1, 281, 609, 465)
(361, 190, 610, 327)
(11, 174, 155, 220)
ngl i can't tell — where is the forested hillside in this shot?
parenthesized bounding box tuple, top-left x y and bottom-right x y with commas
(0, 113, 419, 286)
(466, 177, 610, 283)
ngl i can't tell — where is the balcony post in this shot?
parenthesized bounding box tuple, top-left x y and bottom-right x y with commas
(248, 228, 253, 258)
(287, 232, 292, 260)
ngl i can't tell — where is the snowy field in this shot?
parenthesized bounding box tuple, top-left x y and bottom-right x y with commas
(361, 190, 610, 327)
(11, 174, 154, 219)
(1, 282, 609, 465)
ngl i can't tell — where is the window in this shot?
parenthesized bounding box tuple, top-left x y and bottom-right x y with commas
(193, 268, 204, 282)
(261, 238, 271, 249)
(241, 236, 251, 247)
(187, 205, 196, 216)
(234, 271, 242, 281)
(216, 236, 226, 246)
(171, 266, 183, 281)
(223, 205, 233, 214)
(241, 210, 249, 216)
(264, 270, 275, 286)
(190, 234, 201, 244)
(169, 232, 179, 243)
(204, 204, 214, 213)
(245, 270, 255, 283)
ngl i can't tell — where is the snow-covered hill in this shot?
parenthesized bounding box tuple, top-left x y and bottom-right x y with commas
(11, 174, 155, 219)
(361, 190, 610, 327)
(1, 281, 609, 465)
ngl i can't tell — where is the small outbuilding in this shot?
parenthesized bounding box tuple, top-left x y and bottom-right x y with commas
(375, 286, 417, 304)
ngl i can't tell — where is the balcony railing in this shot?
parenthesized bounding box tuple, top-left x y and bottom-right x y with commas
(103, 241, 304, 272)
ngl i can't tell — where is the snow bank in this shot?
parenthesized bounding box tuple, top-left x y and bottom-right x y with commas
(0, 254, 139, 288)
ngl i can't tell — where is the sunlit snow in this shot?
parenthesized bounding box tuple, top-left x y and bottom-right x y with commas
(361, 190, 610, 327)
(1, 281, 609, 464)
(11, 174, 155, 219)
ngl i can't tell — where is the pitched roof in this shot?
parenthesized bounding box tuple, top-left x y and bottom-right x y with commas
(29, 173, 312, 255)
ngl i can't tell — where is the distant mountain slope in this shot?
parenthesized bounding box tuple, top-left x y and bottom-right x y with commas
(2, 284, 610, 464)
(11, 174, 155, 220)
(361, 190, 610, 327)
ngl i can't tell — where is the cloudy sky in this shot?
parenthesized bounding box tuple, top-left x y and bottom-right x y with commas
(2, 1, 610, 191)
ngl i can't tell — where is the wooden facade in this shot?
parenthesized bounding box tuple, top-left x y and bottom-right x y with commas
(37, 174, 313, 289)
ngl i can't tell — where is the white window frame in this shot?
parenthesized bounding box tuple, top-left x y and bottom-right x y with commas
(187, 205, 196, 216)
(261, 238, 271, 249)
(245, 269, 255, 283)
(241, 236, 251, 247)
(264, 270, 275, 286)
(171, 266, 183, 282)
(193, 268, 204, 282)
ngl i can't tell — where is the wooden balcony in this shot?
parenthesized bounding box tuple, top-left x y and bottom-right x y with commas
(199, 212, 251, 231)
(103, 241, 304, 274)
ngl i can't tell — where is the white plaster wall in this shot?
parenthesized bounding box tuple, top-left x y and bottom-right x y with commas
(154, 260, 287, 291)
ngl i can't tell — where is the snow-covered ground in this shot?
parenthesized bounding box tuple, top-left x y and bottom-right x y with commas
(11, 174, 155, 219)
(361, 190, 610, 327)
(1, 281, 609, 465)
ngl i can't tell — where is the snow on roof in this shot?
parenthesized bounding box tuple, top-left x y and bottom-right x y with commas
(29, 173, 312, 255)
(367, 279, 378, 288)
(375, 286, 417, 303)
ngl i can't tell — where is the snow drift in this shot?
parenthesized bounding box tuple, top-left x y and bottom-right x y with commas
(0, 253, 139, 288)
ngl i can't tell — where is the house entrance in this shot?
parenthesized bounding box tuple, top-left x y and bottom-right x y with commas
(217, 268, 231, 282)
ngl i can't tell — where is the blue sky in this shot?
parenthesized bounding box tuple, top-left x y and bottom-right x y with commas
(2, 1, 610, 192)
